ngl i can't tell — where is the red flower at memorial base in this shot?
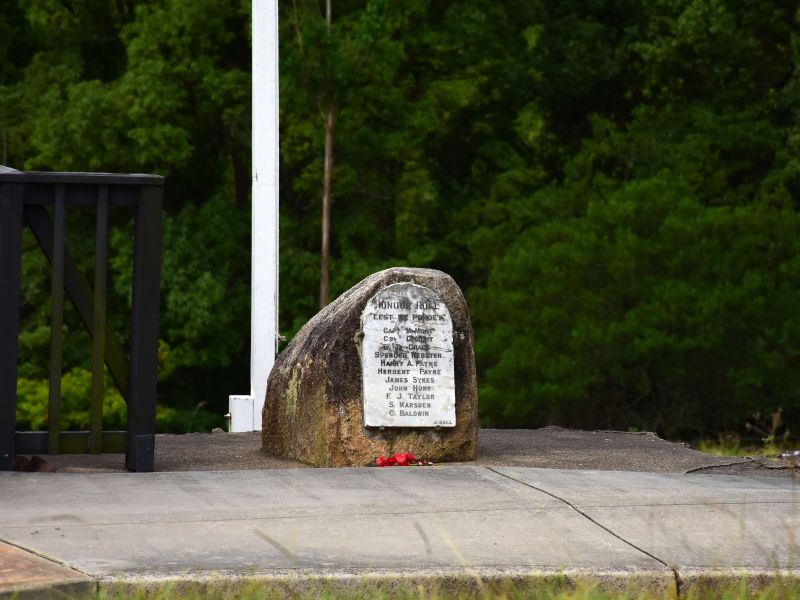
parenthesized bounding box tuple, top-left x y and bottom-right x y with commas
(373, 452, 433, 467)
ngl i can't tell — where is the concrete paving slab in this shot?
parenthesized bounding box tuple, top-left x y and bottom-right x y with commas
(492, 466, 800, 506)
(0, 541, 93, 598)
(0, 467, 667, 582)
(3, 464, 798, 597)
(493, 467, 800, 571)
(3, 508, 663, 577)
(2, 467, 563, 524)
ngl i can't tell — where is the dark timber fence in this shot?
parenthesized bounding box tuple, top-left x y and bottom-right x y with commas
(0, 170, 163, 472)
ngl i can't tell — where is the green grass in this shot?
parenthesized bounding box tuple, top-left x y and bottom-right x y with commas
(93, 575, 800, 600)
(694, 410, 797, 459)
(695, 437, 796, 458)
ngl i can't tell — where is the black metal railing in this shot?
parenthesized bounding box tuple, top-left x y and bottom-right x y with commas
(0, 170, 163, 472)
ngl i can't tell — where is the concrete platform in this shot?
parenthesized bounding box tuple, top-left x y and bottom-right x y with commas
(14, 427, 797, 476)
(1, 428, 798, 597)
(1, 465, 799, 597)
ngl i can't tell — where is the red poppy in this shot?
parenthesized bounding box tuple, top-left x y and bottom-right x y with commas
(374, 451, 432, 467)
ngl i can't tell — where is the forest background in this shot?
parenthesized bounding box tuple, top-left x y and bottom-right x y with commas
(3, 0, 800, 444)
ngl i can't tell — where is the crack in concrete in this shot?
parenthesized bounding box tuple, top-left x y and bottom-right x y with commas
(686, 457, 800, 475)
(684, 459, 755, 474)
(760, 463, 800, 471)
(485, 467, 683, 597)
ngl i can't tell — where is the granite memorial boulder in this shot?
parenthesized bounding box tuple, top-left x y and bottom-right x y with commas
(262, 267, 478, 467)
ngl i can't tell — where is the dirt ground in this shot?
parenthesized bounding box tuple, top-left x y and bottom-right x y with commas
(13, 426, 798, 477)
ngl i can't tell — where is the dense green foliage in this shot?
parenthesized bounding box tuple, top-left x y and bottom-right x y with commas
(4, 0, 800, 438)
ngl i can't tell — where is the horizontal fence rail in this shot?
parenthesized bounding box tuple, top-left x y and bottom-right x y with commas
(0, 170, 164, 472)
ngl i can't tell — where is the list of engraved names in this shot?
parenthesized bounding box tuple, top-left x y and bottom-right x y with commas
(361, 283, 456, 427)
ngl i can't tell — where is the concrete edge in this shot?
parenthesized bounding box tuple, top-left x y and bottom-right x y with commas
(7, 566, 800, 598)
(97, 569, 800, 598)
(677, 568, 800, 596)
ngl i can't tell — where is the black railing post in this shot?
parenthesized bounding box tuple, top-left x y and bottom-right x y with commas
(0, 182, 23, 470)
(90, 186, 109, 454)
(126, 184, 163, 472)
(48, 186, 66, 454)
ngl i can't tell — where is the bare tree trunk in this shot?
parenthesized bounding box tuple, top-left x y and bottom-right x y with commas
(320, 107, 334, 308)
(319, 0, 334, 308)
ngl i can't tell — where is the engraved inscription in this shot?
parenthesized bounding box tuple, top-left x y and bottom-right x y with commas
(361, 283, 456, 427)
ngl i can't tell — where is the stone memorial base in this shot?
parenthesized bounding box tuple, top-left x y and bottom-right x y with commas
(262, 267, 478, 467)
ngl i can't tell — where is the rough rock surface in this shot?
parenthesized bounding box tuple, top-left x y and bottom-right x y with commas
(262, 267, 478, 467)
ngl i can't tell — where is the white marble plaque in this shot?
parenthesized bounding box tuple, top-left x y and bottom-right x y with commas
(361, 283, 456, 427)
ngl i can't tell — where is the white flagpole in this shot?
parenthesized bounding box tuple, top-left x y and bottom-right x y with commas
(229, 0, 279, 432)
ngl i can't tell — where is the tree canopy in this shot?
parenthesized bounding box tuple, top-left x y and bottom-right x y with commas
(4, 0, 800, 439)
